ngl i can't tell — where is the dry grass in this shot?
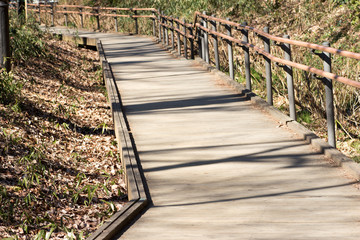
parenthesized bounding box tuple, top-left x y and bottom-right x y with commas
(0, 33, 127, 239)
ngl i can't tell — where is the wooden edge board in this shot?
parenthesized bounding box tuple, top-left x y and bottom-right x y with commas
(36, 29, 149, 239)
(84, 40, 149, 240)
(103, 63, 139, 200)
(87, 199, 147, 240)
(101, 58, 144, 200)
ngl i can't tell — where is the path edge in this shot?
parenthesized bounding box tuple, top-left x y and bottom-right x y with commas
(41, 27, 149, 239)
(86, 40, 149, 240)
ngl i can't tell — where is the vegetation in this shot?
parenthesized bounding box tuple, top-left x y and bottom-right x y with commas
(0, 13, 126, 239)
(0, 0, 358, 238)
(0, 70, 21, 106)
(0, 16, 46, 107)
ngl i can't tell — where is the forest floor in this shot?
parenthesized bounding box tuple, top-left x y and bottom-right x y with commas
(0, 35, 127, 239)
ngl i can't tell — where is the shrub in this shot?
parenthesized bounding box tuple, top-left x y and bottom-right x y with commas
(0, 70, 21, 105)
(9, 15, 47, 65)
(0, 14, 49, 105)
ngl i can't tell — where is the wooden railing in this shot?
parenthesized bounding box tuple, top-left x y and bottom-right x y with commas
(26, 3, 157, 33)
(11, 3, 360, 149)
(194, 12, 360, 87)
(191, 11, 360, 148)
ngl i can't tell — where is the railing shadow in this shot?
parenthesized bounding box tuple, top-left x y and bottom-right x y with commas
(142, 140, 322, 173)
(156, 181, 358, 208)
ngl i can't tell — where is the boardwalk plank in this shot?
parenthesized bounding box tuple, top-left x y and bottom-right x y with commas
(45, 28, 360, 239)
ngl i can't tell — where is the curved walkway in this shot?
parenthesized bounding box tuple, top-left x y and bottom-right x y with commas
(108, 35, 360, 240)
(48, 28, 360, 239)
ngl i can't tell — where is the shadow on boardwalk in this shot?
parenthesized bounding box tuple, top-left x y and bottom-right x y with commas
(96, 33, 360, 239)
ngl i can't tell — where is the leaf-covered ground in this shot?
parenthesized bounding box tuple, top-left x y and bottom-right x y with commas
(0, 36, 127, 239)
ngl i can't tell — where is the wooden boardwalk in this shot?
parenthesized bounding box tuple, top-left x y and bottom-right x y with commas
(49, 29, 360, 239)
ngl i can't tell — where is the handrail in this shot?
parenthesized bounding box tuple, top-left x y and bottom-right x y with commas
(27, 4, 156, 12)
(20, 3, 360, 149)
(28, 3, 52, 7)
(160, 22, 194, 39)
(27, 4, 156, 18)
(52, 10, 155, 18)
(195, 22, 360, 89)
(160, 15, 192, 27)
(22, 4, 360, 89)
(194, 11, 360, 61)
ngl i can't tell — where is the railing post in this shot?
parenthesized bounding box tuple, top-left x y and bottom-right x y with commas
(176, 18, 181, 55)
(134, 10, 138, 34)
(25, 0, 27, 22)
(202, 11, 209, 64)
(0, 0, 10, 71)
(161, 12, 165, 44)
(152, 12, 156, 37)
(263, 26, 273, 105)
(63, 6, 68, 27)
(189, 24, 194, 59)
(241, 22, 251, 91)
(64, 7, 68, 27)
(113, 10, 118, 32)
(170, 17, 174, 50)
(197, 24, 202, 59)
(50, 2, 55, 27)
(165, 18, 169, 46)
(183, 18, 188, 59)
(282, 35, 296, 120)
(157, 10, 161, 42)
(211, 14, 219, 70)
(226, 18, 234, 80)
(96, 8, 100, 30)
(38, 2, 41, 24)
(322, 42, 336, 148)
(200, 18, 205, 60)
(80, 7, 84, 28)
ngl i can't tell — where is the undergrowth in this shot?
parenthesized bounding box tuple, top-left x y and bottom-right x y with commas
(1, 11, 126, 239)
(0, 70, 21, 106)
(0, 14, 48, 107)
(10, 16, 47, 65)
